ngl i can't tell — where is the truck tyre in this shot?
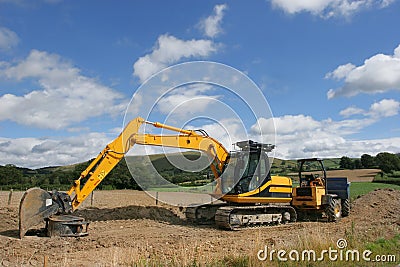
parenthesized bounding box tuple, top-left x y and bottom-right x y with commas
(341, 198, 350, 217)
(326, 198, 341, 222)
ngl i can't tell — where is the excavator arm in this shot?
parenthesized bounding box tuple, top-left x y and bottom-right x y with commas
(66, 117, 145, 210)
(19, 117, 229, 237)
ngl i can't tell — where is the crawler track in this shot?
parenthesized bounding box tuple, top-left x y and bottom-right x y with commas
(186, 203, 297, 229)
(215, 205, 297, 230)
(185, 203, 227, 224)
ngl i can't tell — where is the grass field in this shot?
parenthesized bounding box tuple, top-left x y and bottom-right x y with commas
(350, 182, 400, 200)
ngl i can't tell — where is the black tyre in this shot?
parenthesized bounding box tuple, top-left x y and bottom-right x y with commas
(341, 198, 350, 217)
(326, 198, 341, 222)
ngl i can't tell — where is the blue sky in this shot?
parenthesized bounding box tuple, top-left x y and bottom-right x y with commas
(0, 0, 399, 168)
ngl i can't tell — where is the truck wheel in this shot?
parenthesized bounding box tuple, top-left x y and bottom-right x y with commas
(341, 199, 350, 217)
(326, 198, 341, 222)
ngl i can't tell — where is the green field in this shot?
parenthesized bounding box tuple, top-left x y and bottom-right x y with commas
(349, 182, 400, 200)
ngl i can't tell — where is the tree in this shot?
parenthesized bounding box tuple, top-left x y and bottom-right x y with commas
(0, 164, 23, 186)
(361, 154, 375, 168)
(104, 160, 140, 189)
(375, 152, 400, 173)
(340, 156, 354, 169)
(354, 159, 362, 169)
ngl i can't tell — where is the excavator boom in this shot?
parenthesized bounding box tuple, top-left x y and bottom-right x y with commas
(19, 117, 229, 238)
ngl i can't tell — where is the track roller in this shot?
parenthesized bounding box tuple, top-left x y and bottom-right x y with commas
(215, 205, 297, 230)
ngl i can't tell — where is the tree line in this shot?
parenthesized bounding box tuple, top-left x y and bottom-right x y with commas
(1, 152, 399, 191)
(340, 152, 400, 173)
(0, 160, 141, 191)
(0, 153, 211, 191)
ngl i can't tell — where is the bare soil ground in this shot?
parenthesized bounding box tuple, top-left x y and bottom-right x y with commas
(326, 169, 381, 182)
(0, 189, 399, 266)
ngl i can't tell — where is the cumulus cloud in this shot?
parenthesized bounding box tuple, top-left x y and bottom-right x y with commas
(198, 4, 227, 38)
(339, 99, 400, 118)
(252, 115, 321, 135)
(155, 84, 221, 117)
(0, 49, 126, 129)
(132, 4, 227, 83)
(0, 133, 111, 169)
(369, 99, 400, 118)
(2, 106, 399, 168)
(133, 34, 218, 83)
(0, 129, 167, 168)
(0, 27, 19, 51)
(326, 63, 356, 80)
(157, 113, 398, 161)
(339, 106, 365, 117)
(175, 110, 400, 161)
(270, 0, 394, 18)
(249, 101, 400, 159)
(327, 44, 400, 98)
(194, 118, 247, 151)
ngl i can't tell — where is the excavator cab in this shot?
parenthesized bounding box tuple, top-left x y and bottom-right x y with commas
(219, 140, 293, 206)
(221, 140, 273, 195)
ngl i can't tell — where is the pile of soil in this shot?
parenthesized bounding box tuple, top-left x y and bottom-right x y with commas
(350, 188, 400, 227)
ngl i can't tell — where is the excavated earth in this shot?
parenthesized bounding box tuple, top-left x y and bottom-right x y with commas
(0, 189, 399, 266)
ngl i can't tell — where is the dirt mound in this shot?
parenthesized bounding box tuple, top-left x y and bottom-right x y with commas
(350, 188, 400, 226)
(75, 205, 184, 225)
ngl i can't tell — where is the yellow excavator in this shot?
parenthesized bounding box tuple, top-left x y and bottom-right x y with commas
(19, 116, 296, 238)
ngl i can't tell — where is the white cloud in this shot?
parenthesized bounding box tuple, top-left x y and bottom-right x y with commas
(130, 111, 400, 161)
(0, 49, 126, 129)
(325, 63, 356, 80)
(155, 84, 220, 117)
(369, 99, 400, 118)
(339, 99, 400, 119)
(133, 34, 218, 83)
(166, 111, 400, 161)
(298, 137, 400, 159)
(0, 27, 19, 51)
(252, 115, 321, 135)
(270, 0, 333, 15)
(270, 0, 394, 18)
(0, 132, 111, 168)
(198, 4, 227, 38)
(2, 108, 399, 168)
(327, 44, 400, 98)
(185, 118, 248, 152)
(249, 113, 400, 159)
(339, 106, 365, 117)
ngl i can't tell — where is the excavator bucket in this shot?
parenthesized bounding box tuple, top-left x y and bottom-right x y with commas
(19, 188, 59, 238)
